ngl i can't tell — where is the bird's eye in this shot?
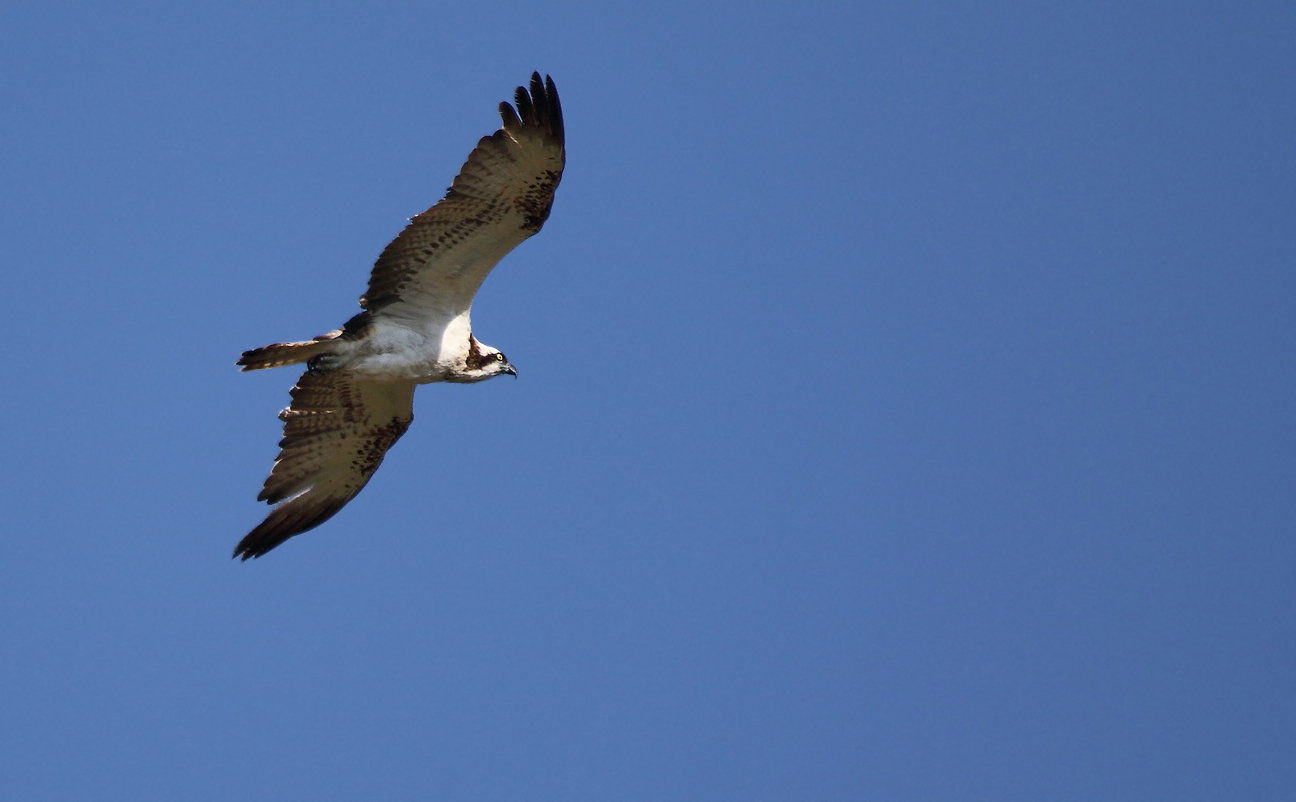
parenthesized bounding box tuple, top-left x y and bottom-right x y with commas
(495, 353, 506, 362)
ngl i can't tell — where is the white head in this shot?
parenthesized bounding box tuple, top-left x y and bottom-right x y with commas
(450, 336, 517, 383)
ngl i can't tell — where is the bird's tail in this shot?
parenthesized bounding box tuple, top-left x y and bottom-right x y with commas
(238, 330, 343, 372)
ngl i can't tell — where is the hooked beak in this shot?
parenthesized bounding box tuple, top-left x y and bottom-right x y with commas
(503, 363, 518, 378)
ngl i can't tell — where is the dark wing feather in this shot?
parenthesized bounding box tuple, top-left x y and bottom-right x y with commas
(234, 371, 416, 560)
(358, 73, 565, 323)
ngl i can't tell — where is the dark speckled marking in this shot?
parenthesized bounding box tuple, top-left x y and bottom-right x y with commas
(353, 416, 413, 476)
(517, 168, 561, 232)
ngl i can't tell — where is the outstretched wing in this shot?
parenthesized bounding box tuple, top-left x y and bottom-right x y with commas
(359, 72, 566, 326)
(234, 371, 416, 560)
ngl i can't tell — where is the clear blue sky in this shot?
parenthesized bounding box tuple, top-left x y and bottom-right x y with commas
(2, 1, 1292, 799)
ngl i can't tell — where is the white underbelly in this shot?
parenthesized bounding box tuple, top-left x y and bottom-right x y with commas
(349, 351, 449, 383)
(346, 315, 469, 383)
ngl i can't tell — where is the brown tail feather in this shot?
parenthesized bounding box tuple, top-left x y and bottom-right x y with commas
(238, 330, 342, 372)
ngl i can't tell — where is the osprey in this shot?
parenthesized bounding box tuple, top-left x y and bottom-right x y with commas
(234, 73, 565, 560)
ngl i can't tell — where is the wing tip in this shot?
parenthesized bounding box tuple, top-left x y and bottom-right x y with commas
(232, 497, 344, 561)
(231, 530, 276, 561)
(232, 515, 294, 561)
(500, 71, 563, 145)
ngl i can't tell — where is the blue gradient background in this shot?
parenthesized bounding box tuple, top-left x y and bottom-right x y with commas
(2, 2, 1292, 799)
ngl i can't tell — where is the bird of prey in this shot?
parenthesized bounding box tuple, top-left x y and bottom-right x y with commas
(233, 73, 564, 560)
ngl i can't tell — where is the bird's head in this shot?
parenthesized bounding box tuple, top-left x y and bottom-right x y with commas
(452, 344, 517, 383)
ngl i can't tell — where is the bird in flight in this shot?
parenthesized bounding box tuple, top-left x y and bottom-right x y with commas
(234, 73, 565, 560)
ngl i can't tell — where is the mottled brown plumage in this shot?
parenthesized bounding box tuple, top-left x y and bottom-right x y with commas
(234, 372, 415, 559)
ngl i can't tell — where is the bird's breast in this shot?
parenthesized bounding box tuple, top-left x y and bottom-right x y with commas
(345, 316, 470, 383)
